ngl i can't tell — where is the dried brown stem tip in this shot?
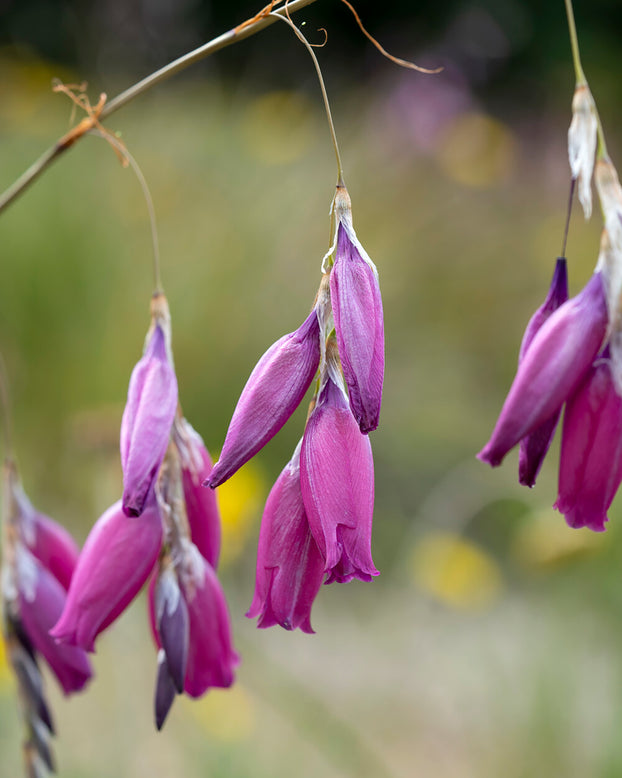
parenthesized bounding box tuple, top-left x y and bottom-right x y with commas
(339, 0, 442, 74)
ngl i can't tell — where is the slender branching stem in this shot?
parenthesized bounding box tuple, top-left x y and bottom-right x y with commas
(0, 0, 319, 216)
(0, 353, 14, 460)
(269, 12, 345, 186)
(89, 131, 163, 292)
(561, 176, 576, 258)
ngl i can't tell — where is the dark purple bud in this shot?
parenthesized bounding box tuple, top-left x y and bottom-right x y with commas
(478, 272, 607, 468)
(246, 441, 325, 633)
(154, 566, 189, 693)
(154, 649, 177, 731)
(206, 310, 320, 488)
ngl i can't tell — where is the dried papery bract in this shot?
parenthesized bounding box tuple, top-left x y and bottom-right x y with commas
(568, 83, 598, 219)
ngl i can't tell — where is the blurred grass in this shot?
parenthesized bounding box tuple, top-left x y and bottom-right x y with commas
(2, 49, 622, 778)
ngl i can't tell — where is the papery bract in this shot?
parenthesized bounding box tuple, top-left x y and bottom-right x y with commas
(121, 316, 178, 517)
(330, 214, 384, 434)
(517, 257, 569, 487)
(247, 441, 324, 633)
(478, 271, 608, 467)
(300, 375, 378, 584)
(15, 547, 92, 695)
(175, 417, 221, 568)
(207, 310, 320, 488)
(51, 497, 163, 651)
(181, 546, 239, 697)
(568, 83, 598, 220)
(555, 357, 622, 531)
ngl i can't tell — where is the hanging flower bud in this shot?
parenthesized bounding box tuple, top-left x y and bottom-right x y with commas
(154, 648, 177, 731)
(173, 415, 221, 568)
(153, 562, 189, 693)
(51, 496, 163, 651)
(517, 257, 569, 486)
(10, 546, 92, 694)
(300, 347, 378, 584)
(182, 546, 239, 697)
(555, 355, 622, 531)
(328, 186, 384, 434)
(247, 440, 325, 633)
(121, 293, 178, 517)
(4, 460, 79, 591)
(568, 83, 598, 219)
(478, 271, 608, 467)
(206, 310, 320, 488)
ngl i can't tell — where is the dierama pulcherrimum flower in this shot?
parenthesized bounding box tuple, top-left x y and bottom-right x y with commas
(517, 257, 569, 487)
(328, 186, 384, 433)
(121, 293, 178, 517)
(555, 354, 622, 531)
(206, 309, 320, 488)
(300, 346, 378, 584)
(51, 495, 163, 651)
(478, 270, 607, 467)
(247, 440, 325, 633)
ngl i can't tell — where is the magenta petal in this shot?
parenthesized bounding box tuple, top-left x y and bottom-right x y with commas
(120, 324, 178, 517)
(51, 498, 163, 651)
(330, 224, 384, 433)
(206, 311, 320, 488)
(16, 548, 92, 695)
(182, 549, 239, 698)
(176, 419, 221, 568)
(478, 272, 607, 467)
(300, 377, 378, 584)
(246, 443, 325, 633)
(555, 359, 622, 531)
(518, 258, 569, 361)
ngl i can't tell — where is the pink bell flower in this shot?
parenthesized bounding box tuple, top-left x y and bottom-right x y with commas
(14, 546, 92, 695)
(478, 271, 607, 467)
(121, 296, 178, 517)
(206, 310, 320, 488)
(51, 496, 163, 651)
(300, 371, 378, 584)
(555, 356, 622, 531)
(247, 441, 325, 633)
(329, 187, 384, 433)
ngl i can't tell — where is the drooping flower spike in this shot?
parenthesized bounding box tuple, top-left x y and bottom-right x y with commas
(2, 459, 92, 776)
(120, 292, 178, 517)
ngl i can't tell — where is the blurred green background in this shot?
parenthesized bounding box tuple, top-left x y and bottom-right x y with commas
(2, 1, 622, 777)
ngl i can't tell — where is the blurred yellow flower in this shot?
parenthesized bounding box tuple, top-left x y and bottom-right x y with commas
(513, 508, 605, 570)
(411, 532, 502, 610)
(436, 111, 516, 189)
(217, 463, 266, 565)
(186, 684, 255, 742)
(0, 633, 12, 688)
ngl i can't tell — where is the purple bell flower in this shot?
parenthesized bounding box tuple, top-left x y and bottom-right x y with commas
(174, 416, 222, 569)
(478, 271, 608, 467)
(120, 294, 178, 517)
(246, 441, 325, 633)
(206, 310, 320, 488)
(517, 257, 569, 487)
(555, 356, 622, 531)
(51, 495, 163, 651)
(329, 187, 384, 434)
(300, 363, 378, 584)
(14, 546, 92, 695)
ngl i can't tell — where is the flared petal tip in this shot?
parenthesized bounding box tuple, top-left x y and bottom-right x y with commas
(203, 466, 225, 489)
(476, 446, 504, 468)
(121, 497, 143, 518)
(554, 499, 609, 532)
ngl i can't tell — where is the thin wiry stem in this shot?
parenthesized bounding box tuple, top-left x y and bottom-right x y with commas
(0, 0, 318, 216)
(561, 176, 576, 258)
(269, 10, 345, 186)
(89, 131, 163, 292)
